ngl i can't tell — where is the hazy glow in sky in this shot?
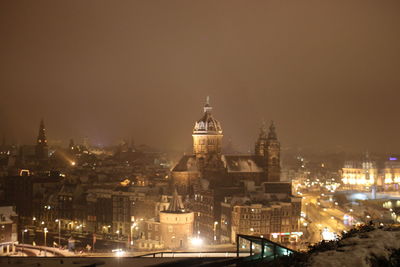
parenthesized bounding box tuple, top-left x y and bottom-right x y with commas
(1, 1, 399, 152)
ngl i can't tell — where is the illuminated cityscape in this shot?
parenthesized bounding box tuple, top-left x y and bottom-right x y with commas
(1, 1, 400, 266)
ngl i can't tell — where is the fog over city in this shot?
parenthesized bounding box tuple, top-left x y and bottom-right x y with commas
(1, 1, 400, 153)
(3, 2, 400, 267)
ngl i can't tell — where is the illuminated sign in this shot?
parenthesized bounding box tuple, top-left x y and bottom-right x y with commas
(389, 157, 398, 161)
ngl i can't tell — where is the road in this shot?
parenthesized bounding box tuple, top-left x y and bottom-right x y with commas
(302, 194, 352, 244)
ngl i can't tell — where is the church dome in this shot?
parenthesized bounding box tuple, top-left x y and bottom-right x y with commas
(193, 97, 223, 135)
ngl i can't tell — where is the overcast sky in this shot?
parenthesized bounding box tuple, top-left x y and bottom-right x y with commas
(1, 1, 399, 153)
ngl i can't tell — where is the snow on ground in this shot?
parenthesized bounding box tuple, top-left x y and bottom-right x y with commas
(310, 229, 400, 267)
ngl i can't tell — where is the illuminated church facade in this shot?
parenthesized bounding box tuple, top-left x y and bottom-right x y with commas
(172, 98, 281, 196)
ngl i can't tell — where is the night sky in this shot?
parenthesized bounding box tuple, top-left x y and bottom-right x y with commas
(1, 1, 400, 153)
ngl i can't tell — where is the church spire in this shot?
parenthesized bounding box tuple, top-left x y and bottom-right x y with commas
(266, 120, 280, 182)
(267, 121, 277, 140)
(35, 119, 49, 161)
(255, 120, 268, 156)
(37, 119, 47, 145)
(204, 96, 212, 113)
(259, 120, 267, 139)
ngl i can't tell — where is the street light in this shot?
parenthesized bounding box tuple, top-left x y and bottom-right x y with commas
(21, 229, 28, 254)
(116, 230, 120, 249)
(44, 227, 48, 256)
(213, 221, 218, 242)
(55, 219, 61, 248)
(130, 223, 137, 246)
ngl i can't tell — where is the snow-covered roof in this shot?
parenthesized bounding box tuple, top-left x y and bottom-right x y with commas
(172, 154, 265, 174)
(221, 155, 264, 173)
(172, 155, 198, 172)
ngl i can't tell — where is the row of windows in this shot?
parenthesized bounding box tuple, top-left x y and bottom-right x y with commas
(147, 232, 159, 240)
(241, 214, 263, 220)
(147, 224, 159, 231)
(197, 138, 218, 145)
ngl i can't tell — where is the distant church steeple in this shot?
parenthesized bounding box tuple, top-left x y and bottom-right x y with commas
(35, 119, 48, 160)
(255, 121, 267, 156)
(37, 119, 47, 145)
(267, 121, 278, 140)
(266, 121, 280, 182)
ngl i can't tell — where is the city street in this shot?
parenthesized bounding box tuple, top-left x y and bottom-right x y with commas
(302, 194, 351, 244)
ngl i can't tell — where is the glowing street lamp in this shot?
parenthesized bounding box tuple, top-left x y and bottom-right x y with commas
(116, 230, 121, 250)
(130, 223, 137, 246)
(213, 221, 218, 242)
(44, 227, 48, 256)
(21, 229, 28, 254)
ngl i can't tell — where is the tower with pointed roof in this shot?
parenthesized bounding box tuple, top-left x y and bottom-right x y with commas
(192, 97, 223, 161)
(35, 119, 48, 160)
(266, 121, 281, 182)
(159, 188, 194, 249)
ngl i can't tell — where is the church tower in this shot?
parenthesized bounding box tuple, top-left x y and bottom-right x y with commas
(35, 119, 48, 160)
(192, 97, 223, 161)
(255, 121, 267, 157)
(266, 121, 281, 182)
